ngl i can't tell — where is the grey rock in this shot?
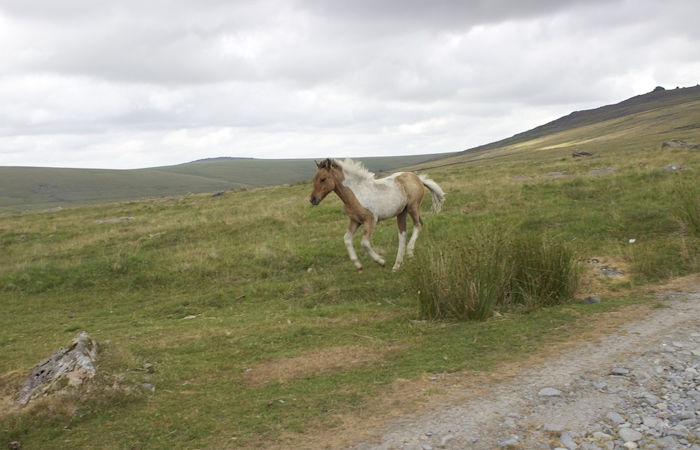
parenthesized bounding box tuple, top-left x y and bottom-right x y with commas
(560, 431, 578, 449)
(579, 444, 601, 450)
(600, 267, 624, 276)
(547, 171, 565, 178)
(661, 140, 699, 150)
(662, 163, 689, 171)
(655, 436, 678, 447)
(539, 387, 563, 397)
(94, 216, 136, 224)
(439, 434, 454, 447)
(667, 424, 690, 436)
(641, 416, 662, 429)
(499, 438, 519, 448)
(584, 296, 601, 304)
(610, 368, 630, 376)
(606, 412, 625, 424)
(16, 331, 98, 405)
(618, 427, 642, 442)
(142, 383, 155, 392)
(544, 423, 565, 433)
(588, 167, 615, 175)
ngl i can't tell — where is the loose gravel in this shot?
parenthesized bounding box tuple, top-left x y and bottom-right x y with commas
(351, 284, 699, 450)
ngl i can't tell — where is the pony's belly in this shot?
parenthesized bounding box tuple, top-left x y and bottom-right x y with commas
(376, 204, 406, 221)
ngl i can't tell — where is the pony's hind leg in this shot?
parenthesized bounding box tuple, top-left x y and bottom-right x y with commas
(361, 219, 385, 267)
(406, 208, 423, 258)
(344, 220, 363, 271)
(392, 209, 408, 272)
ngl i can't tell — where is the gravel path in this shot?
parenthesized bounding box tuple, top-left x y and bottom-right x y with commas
(351, 284, 700, 450)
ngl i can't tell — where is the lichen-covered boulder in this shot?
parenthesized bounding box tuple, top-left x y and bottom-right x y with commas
(16, 331, 98, 405)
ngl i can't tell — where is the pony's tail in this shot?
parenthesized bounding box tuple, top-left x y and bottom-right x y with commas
(419, 175, 445, 214)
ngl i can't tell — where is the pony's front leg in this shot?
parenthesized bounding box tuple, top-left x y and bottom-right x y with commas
(344, 220, 363, 271)
(361, 219, 385, 267)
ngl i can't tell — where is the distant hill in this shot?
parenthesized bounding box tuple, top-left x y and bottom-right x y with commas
(457, 85, 700, 158)
(2, 85, 698, 213)
(0, 154, 448, 213)
(408, 85, 700, 170)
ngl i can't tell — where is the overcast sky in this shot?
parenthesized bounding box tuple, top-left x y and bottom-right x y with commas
(1, 0, 698, 169)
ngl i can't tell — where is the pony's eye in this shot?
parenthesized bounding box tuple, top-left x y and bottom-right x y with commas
(320, 178, 327, 183)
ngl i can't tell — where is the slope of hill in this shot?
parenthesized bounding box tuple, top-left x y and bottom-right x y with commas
(0, 167, 242, 213)
(410, 85, 700, 170)
(0, 154, 448, 213)
(151, 154, 449, 188)
(460, 85, 700, 157)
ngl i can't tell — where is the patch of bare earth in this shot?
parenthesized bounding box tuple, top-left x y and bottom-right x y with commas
(242, 345, 404, 387)
(269, 274, 699, 450)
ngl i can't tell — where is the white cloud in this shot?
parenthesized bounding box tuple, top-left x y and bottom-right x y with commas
(0, 0, 698, 169)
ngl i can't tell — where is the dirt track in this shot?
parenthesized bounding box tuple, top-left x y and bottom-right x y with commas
(346, 278, 699, 449)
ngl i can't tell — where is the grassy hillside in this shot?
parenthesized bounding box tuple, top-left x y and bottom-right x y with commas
(0, 154, 449, 213)
(0, 167, 242, 213)
(446, 85, 700, 161)
(1, 93, 698, 448)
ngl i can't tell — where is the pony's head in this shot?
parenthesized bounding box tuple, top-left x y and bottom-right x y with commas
(310, 158, 341, 205)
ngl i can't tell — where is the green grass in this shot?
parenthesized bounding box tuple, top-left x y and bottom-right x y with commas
(1, 89, 699, 448)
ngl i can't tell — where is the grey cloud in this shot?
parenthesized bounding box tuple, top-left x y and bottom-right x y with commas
(0, 0, 698, 169)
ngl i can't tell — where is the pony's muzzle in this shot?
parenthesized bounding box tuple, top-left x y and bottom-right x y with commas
(310, 196, 320, 206)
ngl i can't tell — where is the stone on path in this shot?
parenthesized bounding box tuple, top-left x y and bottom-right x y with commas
(606, 411, 625, 424)
(559, 431, 578, 449)
(618, 427, 642, 442)
(538, 387, 563, 397)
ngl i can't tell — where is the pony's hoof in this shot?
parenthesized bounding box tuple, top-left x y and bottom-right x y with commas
(391, 266, 401, 273)
(355, 265, 364, 272)
(376, 259, 386, 267)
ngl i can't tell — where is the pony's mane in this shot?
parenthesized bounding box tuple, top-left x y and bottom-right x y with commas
(337, 158, 375, 181)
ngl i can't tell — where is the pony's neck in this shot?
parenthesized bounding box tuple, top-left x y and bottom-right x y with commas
(332, 169, 363, 209)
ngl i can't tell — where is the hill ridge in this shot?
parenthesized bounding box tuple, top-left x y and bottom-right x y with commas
(460, 85, 700, 156)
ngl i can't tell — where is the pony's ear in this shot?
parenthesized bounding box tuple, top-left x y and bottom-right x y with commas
(315, 160, 321, 168)
(330, 160, 339, 169)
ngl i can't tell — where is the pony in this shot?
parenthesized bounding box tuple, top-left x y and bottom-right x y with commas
(309, 158, 444, 272)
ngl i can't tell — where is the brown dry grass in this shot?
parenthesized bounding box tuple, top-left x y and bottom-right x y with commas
(577, 255, 633, 297)
(242, 345, 405, 387)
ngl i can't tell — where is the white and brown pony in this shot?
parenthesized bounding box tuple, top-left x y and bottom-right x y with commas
(309, 158, 444, 272)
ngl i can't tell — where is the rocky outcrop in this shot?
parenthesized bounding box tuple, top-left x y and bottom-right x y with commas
(16, 332, 98, 405)
(662, 140, 698, 150)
